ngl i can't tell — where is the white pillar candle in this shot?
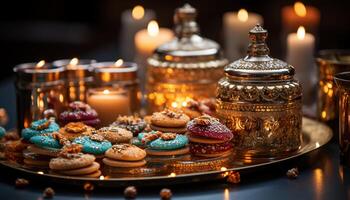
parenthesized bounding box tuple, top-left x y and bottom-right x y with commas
(134, 20, 174, 91)
(223, 9, 263, 61)
(119, 5, 156, 61)
(87, 88, 130, 126)
(287, 26, 315, 105)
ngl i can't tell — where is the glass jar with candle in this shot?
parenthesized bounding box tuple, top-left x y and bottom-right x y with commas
(53, 58, 96, 103)
(216, 25, 303, 158)
(146, 4, 228, 112)
(88, 60, 140, 126)
(13, 61, 66, 131)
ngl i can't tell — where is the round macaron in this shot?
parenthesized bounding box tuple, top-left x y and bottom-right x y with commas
(21, 119, 60, 140)
(49, 153, 96, 170)
(104, 144, 146, 161)
(59, 101, 100, 127)
(73, 135, 112, 155)
(151, 109, 190, 128)
(189, 141, 233, 155)
(187, 115, 233, 141)
(148, 134, 188, 150)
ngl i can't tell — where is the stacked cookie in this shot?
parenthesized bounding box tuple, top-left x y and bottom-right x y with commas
(137, 131, 189, 159)
(103, 144, 146, 169)
(59, 122, 95, 141)
(25, 133, 64, 168)
(21, 119, 59, 141)
(110, 115, 147, 136)
(96, 126, 133, 144)
(73, 134, 112, 158)
(50, 152, 101, 178)
(59, 101, 100, 128)
(150, 109, 189, 134)
(187, 115, 234, 157)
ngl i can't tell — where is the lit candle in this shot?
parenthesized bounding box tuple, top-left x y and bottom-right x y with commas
(119, 5, 156, 60)
(134, 20, 174, 90)
(287, 26, 315, 105)
(87, 88, 130, 126)
(223, 8, 263, 61)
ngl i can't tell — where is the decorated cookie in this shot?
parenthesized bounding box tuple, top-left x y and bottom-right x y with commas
(104, 144, 146, 161)
(21, 119, 60, 140)
(187, 115, 233, 141)
(110, 115, 147, 136)
(73, 135, 112, 155)
(96, 126, 133, 144)
(49, 153, 95, 170)
(151, 109, 189, 128)
(148, 134, 188, 150)
(29, 134, 62, 150)
(59, 101, 100, 127)
(59, 122, 94, 141)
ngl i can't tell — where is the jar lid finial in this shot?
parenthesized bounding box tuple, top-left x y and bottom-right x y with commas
(246, 24, 270, 58)
(174, 4, 199, 38)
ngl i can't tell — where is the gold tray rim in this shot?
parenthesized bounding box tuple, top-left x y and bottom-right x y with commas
(0, 117, 333, 185)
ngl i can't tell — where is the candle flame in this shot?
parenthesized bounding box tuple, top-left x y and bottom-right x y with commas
(171, 102, 178, 108)
(294, 2, 307, 17)
(147, 20, 159, 37)
(114, 59, 124, 67)
(168, 172, 176, 177)
(132, 5, 145, 20)
(103, 89, 110, 95)
(237, 9, 249, 22)
(36, 60, 45, 68)
(297, 26, 305, 40)
(69, 57, 79, 65)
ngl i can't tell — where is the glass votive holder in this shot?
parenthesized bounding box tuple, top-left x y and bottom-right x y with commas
(53, 58, 96, 103)
(13, 61, 66, 131)
(89, 60, 140, 126)
(316, 50, 350, 123)
(334, 72, 350, 165)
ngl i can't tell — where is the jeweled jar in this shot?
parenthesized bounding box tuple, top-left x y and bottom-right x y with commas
(216, 25, 303, 157)
(146, 4, 228, 112)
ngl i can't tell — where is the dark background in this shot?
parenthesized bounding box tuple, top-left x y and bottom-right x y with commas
(0, 0, 349, 79)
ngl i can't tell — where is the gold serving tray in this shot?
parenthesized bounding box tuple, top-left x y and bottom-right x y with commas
(0, 117, 332, 187)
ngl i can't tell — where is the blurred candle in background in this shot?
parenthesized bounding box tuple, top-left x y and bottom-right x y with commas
(223, 8, 263, 61)
(134, 20, 174, 91)
(287, 26, 315, 105)
(119, 5, 155, 61)
(281, 2, 320, 55)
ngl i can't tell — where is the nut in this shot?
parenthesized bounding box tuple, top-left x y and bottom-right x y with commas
(89, 134, 104, 142)
(116, 115, 141, 125)
(286, 167, 299, 179)
(15, 178, 29, 188)
(59, 144, 83, 157)
(160, 188, 172, 200)
(226, 171, 240, 184)
(124, 186, 137, 199)
(160, 133, 176, 141)
(43, 187, 55, 198)
(194, 115, 213, 126)
(141, 131, 162, 144)
(34, 120, 51, 131)
(51, 132, 70, 146)
(65, 122, 87, 133)
(161, 109, 182, 119)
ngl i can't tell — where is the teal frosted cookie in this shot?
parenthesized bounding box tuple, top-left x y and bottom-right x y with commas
(73, 135, 112, 155)
(21, 119, 60, 140)
(30, 134, 62, 149)
(148, 134, 188, 150)
(0, 126, 5, 139)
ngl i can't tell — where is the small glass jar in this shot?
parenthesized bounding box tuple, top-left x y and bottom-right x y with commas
(146, 4, 228, 112)
(216, 25, 303, 158)
(13, 61, 66, 131)
(53, 58, 96, 103)
(89, 61, 140, 126)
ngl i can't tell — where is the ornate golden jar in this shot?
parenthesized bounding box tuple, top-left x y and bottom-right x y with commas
(146, 4, 228, 112)
(216, 25, 303, 157)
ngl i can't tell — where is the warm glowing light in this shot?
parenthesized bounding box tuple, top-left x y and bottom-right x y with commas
(147, 20, 159, 37)
(36, 60, 45, 68)
(220, 167, 227, 171)
(316, 142, 320, 148)
(181, 101, 187, 107)
(171, 102, 178, 108)
(294, 2, 307, 17)
(321, 111, 327, 119)
(132, 5, 145, 20)
(168, 172, 176, 177)
(237, 9, 249, 22)
(224, 188, 230, 200)
(99, 175, 105, 180)
(69, 57, 79, 66)
(114, 59, 124, 67)
(297, 26, 305, 40)
(103, 89, 110, 95)
(37, 171, 44, 174)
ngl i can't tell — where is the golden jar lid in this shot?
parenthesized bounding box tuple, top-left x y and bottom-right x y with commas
(225, 24, 295, 81)
(147, 4, 228, 69)
(91, 61, 138, 84)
